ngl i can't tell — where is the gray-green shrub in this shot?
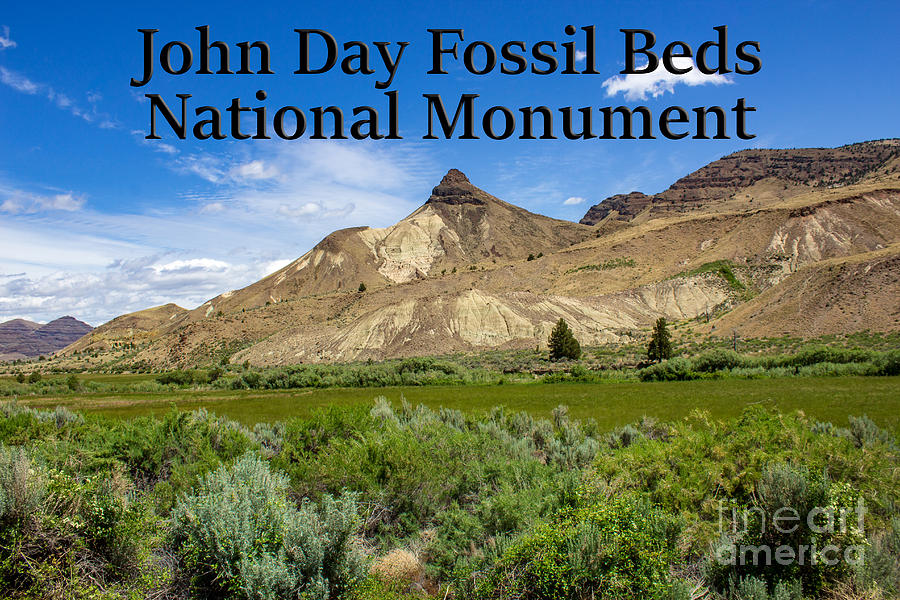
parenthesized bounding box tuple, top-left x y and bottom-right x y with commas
(172, 452, 363, 599)
(0, 446, 44, 523)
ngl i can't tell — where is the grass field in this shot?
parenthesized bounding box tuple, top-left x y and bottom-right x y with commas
(17, 375, 900, 433)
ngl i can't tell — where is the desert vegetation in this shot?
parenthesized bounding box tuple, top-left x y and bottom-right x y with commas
(0, 400, 897, 599)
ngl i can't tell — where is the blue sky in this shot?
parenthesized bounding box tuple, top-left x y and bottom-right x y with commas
(1, 0, 898, 324)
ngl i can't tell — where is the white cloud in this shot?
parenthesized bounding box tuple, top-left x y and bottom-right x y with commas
(152, 258, 230, 273)
(0, 65, 118, 128)
(278, 202, 322, 218)
(169, 141, 432, 229)
(0, 245, 292, 325)
(173, 154, 226, 183)
(200, 202, 225, 214)
(0, 186, 86, 214)
(0, 26, 15, 50)
(563, 196, 586, 205)
(602, 57, 732, 101)
(46, 193, 84, 211)
(231, 160, 278, 181)
(0, 66, 37, 93)
(131, 130, 178, 154)
(575, 50, 587, 62)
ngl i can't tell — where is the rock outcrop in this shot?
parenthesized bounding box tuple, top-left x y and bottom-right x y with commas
(580, 140, 900, 225)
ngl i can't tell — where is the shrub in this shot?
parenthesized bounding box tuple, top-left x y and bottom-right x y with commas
(839, 415, 897, 450)
(35, 405, 83, 428)
(587, 406, 899, 563)
(370, 548, 424, 586)
(692, 349, 744, 373)
(65, 373, 80, 391)
(731, 576, 803, 600)
(110, 409, 252, 499)
(155, 370, 197, 386)
(0, 445, 167, 598)
(477, 497, 682, 599)
(0, 446, 44, 523)
(851, 516, 900, 593)
(709, 463, 865, 595)
(798, 362, 876, 377)
(172, 452, 363, 599)
(875, 349, 900, 375)
(639, 357, 695, 381)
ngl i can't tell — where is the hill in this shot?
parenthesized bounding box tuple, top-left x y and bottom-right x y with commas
(57, 139, 900, 368)
(0, 316, 93, 360)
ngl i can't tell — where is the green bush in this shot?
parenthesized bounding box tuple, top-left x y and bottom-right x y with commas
(0, 442, 168, 598)
(875, 349, 900, 375)
(108, 409, 253, 502)
(709, 463, 863, 595)
(840, 414, 897, 450)
(731, 576, 803, 600)
(172, 452, 364, 599)
(66, 374, 80, 390)
(639, 357, 695, 381)
(851, 516, 900, 593)
(692, 349, 744, 373)
(155, 369, 222, 386)
(272, 402, 594, 581)
(476, 497, 682, 600)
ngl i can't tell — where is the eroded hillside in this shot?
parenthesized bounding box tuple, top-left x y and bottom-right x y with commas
(58, 139, 900, 367)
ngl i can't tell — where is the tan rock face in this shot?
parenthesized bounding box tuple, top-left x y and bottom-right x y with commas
(226, 276, 732, 365)
(450, 289, 536, 345)
(766, 190, 900, 269)
(359, 208, 457, 282)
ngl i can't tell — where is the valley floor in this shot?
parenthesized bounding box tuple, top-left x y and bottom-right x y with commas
(16, 375, 900, 434)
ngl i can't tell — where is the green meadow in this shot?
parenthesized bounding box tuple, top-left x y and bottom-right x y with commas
(17, 375, 900, 433)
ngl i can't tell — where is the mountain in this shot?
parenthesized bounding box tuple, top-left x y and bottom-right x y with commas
(59, 139, 900, 368)
(580, 140, 900, 225)
(179, 168, 591, 314)
(0, 316, 93, 361)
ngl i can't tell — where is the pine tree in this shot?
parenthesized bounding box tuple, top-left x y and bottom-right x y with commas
(548, 318, 581, 361)
(647, 317, 672, 362)
(358, 282, 367, 292)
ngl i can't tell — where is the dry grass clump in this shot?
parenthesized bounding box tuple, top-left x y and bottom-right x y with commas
(370, 548, 424, 585)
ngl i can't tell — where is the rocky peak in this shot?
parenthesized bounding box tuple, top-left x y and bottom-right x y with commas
(580, 192, 651, 225)
(427, 169, 485, 206)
